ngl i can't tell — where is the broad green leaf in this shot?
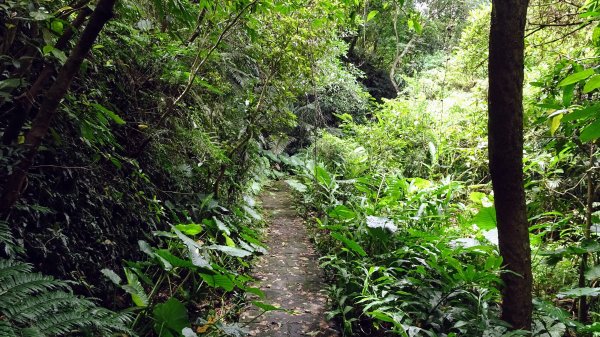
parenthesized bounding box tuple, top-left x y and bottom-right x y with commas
(91, 103, 125, 125)
(245, 287, 265, 299)
(580, 119, 600, 142)
(557, 287, 600, 298)
(188, 247, 211, 268)
(328, 205, 356, 220)
(469, 192, 493, 207)
(153, 298, 190, 335)
(242, 205, 262, 220)
(238, 240, 255, 253)
(252, 301, 283, 312)
(239, 232, 266, 249)
(367, 311, 396, 323)
(330, 232, 367, 257)
(205, 245, 252, 257)
(42, 45, 54, 55)
(366, 10, 378, 22)
(171, 227, 212, 268)
(214, 217, 231, 235)
(224, 234, 236, 247)
(200, 273, 235, 291)
(100, 268, 122, 285)
(408, 177, 431, 193)
(585, 265, 600, 281)
(172, 227, 203, 250)
(123, 268, 149, 307)
(138, 240, 154, 256)
(175, 224, 202, 235)
(583, 74, 600, 93)
(315, 166, 332, 186)
(154, 249, 195, 268)
(558, 69, 595, 87)
(413, 18, 423, 34)
(50, 49, 67, 64)
(154, 254, 173, 271)
(0, 78, 22, 91)
(581, 240, 600, 253)
(30, 11, 53, 21)
(472, 207, 497, 230)
(550, 114, 563, 135)
(285, 179, 307, 192)
(51, 20, 64, 34)
(562, 84, 575, 106)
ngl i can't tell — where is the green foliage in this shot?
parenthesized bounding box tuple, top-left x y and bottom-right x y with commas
(0, 258, 132, 337)
(289, 158, 512, 336)
(1, 0, 600, 334)
(153, 298, 190, 337)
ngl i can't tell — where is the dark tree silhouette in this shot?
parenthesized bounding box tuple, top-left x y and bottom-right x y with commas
(0, 0, 117, 216)
(488, 0, 532, 331)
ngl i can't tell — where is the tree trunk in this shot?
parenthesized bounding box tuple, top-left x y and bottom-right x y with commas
(389, 37, 415, 95)
(0, 0, 117, 216)
(2, 7, 92, 145)
(488, 0, 532, 331)
(578, 144, 595, 322)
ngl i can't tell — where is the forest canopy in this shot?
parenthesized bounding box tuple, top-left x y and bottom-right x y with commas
(0, 0, 599, 336)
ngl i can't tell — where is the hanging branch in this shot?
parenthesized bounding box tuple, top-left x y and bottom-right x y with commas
(0, 0, 117, 217)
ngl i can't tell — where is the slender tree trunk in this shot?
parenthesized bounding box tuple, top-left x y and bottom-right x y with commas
(488, 0, 532, 331)
(2, 7, 92, 145)
(578, 144, 595, 322)
(0, 0, 117, 216)
(389, 37, 415, 95)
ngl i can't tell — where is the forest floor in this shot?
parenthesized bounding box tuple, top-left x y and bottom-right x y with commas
(240, 181, 338, 337)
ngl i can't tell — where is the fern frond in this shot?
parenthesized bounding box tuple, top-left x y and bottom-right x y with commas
(4, 291, 93, 322)
(0, 259, 32, 281)
(0, 321, 18, 337)
(0, 273, 68, 307)
(0, 220, 16, 256)
(35, 311, 100, 336)
(86, 308, 135, 334)
(0, 258, 136, 337)
(19, 327, 45, 337)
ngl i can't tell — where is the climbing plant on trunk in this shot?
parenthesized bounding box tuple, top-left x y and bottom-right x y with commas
(487, 0, 532, 331)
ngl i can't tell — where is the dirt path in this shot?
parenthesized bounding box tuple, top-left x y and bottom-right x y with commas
(241, 181, 338, 337)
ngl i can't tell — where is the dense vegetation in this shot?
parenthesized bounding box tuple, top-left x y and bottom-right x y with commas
(0, 0, 598, 336)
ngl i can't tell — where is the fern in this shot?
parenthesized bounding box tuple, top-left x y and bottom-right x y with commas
(0, 220, 19, 256)
(0, 258, 134, 337)
(0, 273, 67, 307)
(5, 291, 93, 322)
(0, 258, 32, 277)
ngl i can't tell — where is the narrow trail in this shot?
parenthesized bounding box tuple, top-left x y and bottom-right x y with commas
(241, 181, 338, 337)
